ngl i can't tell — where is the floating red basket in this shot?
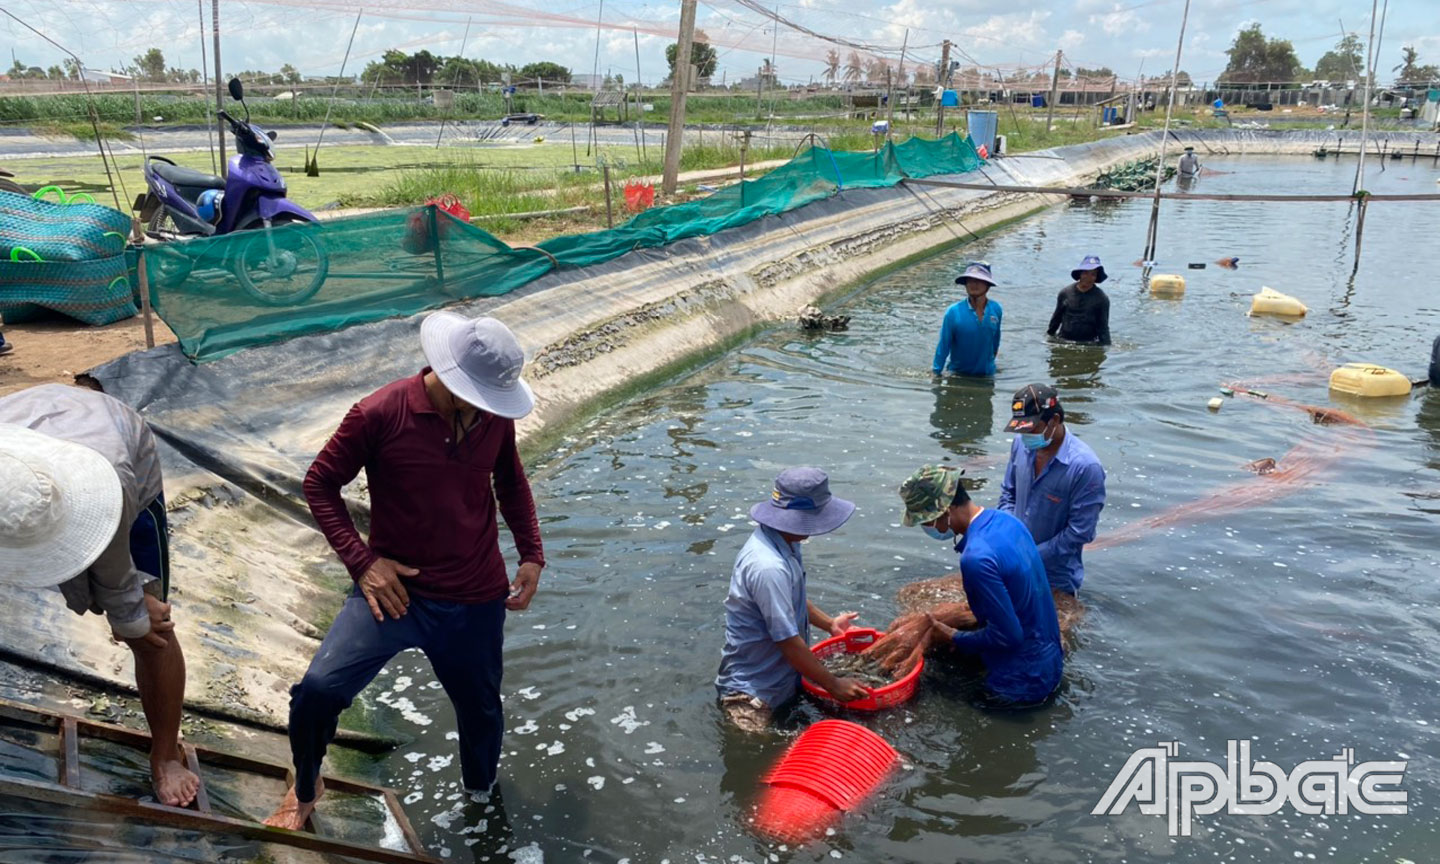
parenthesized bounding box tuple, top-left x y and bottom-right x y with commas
(801, 628, 922, 711)
(752, 719, 898, 844)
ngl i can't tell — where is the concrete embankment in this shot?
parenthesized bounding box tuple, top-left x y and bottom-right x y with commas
(3, 129, 1434, 737)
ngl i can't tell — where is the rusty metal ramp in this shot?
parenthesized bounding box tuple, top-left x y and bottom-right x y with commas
(0, 699, 437, 864)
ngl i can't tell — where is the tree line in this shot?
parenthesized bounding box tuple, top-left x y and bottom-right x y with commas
(1219, 24, 1439, 85)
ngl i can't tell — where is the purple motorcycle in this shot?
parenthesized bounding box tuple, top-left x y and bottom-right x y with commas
(138, 77, 327, 304)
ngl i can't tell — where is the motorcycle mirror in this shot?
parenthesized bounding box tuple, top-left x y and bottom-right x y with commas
(227, 78, 244, 101)
(266, 130, 277, 141)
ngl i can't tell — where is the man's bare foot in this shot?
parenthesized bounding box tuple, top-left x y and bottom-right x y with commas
(263, 779, 324, 830)
(152, 745, 200, 808)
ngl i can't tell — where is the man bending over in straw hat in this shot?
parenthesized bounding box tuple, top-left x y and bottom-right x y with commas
(714, 468, 869, 732)
(266, 312, 545, 829)
(0, 384, 198, 807)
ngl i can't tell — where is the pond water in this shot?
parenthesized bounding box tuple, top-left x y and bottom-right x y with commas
(361, 152, 1440, 863)
(10, 151, 1439, 863)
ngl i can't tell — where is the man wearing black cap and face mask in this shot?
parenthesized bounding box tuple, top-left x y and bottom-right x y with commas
(997, 384, 1106, 598)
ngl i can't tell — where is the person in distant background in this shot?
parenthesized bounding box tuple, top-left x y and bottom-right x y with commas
(933, 262, 1002, 377)
(1429, 334, 1439, 387)
(1178, 146, 1201, 178)
(1047, 255, 1111, 345)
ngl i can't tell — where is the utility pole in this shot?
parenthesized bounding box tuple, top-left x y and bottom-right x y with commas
(662, 0, 697, 194)
(212, 0, 226, 176)
(1046, 49, 1061, 131)
(934, 39, 951, 137)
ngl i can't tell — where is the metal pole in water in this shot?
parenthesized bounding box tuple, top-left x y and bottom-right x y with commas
(1353, 0, 1380, 194)
(1141, 0, 1191, 265)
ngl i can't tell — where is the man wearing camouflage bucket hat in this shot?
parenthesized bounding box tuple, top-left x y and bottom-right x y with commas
(899, 465, 1063, 707)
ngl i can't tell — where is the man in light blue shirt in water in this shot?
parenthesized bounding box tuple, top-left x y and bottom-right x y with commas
(933, 262, 1002, 377)
(998, 384, 1106, 596)
(900, 465, 1063, 707)
(715, 468, 868, 731)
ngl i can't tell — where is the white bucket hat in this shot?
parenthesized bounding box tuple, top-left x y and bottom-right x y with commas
(420, 312, 535, 419)
(0, 424, 123, 588)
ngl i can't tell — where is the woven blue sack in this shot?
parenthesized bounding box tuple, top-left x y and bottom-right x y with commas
(0, 254, 137, 325)
(0, 189, 131, 263)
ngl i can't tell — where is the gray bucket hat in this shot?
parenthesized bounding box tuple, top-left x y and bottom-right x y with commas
(420, 312, 535, 419)
(749, 467, 856, 536)
(954, 261, 996, 286)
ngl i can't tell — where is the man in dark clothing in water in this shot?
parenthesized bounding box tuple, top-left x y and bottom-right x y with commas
(1047, 255, 1111, 345)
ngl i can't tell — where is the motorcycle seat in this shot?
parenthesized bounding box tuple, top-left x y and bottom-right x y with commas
(153, 162, 225, 193)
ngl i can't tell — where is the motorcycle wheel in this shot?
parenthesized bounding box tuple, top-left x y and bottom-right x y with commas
(232, 215, 329, 306)
(142, 211, 197, 290)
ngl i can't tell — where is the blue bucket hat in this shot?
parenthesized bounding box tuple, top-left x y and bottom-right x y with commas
(954, 261, 996, 286)
(749, 467, 856, 537)
(1071, 255, 1108, 283)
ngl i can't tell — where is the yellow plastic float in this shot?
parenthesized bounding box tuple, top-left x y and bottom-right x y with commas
(1149, 273, 1186, 298)
(1250, 286, 1308, 317)
(1329, 363, 1412, 398)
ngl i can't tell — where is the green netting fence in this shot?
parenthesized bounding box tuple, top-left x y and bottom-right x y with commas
(143, 133, 982, 362)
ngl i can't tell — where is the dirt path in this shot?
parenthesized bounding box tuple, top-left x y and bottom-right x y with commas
(0, 315, 176, 396)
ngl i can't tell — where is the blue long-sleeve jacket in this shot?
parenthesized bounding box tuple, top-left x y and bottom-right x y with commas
(932, 299, 1002, 376)
(949, 509, 1063, 703)
(998, 430, 1106, 594)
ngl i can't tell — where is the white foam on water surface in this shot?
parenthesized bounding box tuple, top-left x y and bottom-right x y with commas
(516, 686, 542, 700)
(587, 775, 606, 790)
(510, 842, 544, 863)
(611, 705, 649, 734)
(644, 742, 665, 754)
(513, 719, 540, 735)
(564, 706, 596, 722)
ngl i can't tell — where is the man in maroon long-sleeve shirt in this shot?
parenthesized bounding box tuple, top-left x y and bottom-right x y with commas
(266, 313, 545, 830)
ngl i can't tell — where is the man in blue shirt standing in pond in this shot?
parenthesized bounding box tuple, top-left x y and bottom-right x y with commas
(715, 467, 869, 732)
(899, 465, 1063, 707)
(933, 262, 1002, 377)
(998, 384, 1106, 596)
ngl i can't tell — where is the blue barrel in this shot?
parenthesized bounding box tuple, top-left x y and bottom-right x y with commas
(1031, 94, 1046, 108)
(966, 110, 998, 153)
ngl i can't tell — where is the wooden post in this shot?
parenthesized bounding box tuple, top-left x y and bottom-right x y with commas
(137, 245, 155, 349)
(603, 165, 614, 228)
(1045, 49, 1061, 131)
(934, 40, 951, 137)
(661, 0, 698, 195)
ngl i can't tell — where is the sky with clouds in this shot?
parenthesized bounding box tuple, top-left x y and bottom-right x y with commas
(3, 0, 1437, 87)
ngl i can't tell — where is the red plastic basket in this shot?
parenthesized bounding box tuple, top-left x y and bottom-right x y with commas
(801, 628, 922, 711)
(752, 719, 898, 843)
